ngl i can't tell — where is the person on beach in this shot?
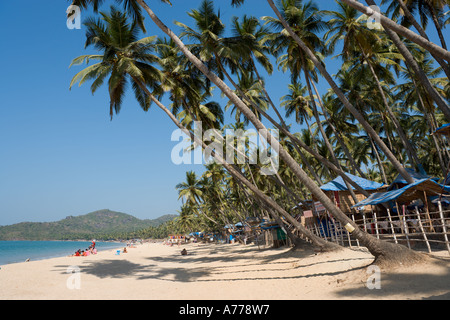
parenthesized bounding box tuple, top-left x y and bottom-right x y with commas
(181, 248, 187, 255)
(123, 247, 127, 253)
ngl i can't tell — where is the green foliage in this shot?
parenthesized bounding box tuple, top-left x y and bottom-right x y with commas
(0, 209, 177, 241)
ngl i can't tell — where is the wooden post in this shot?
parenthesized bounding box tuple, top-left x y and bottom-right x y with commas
(327, 213, 339, 244)
(386, 208, 398, 244)
(395, 202, 404, 234)
(415, 206, 431, 253)
(438, 201, 450, 255)
(424, 191, 435, 232)
(362, 211, 368, 233)
(351, 213, 359, 247)
(313, 221, 320, 238)
(402, 204, 411, 249)
(373, 210, 380, 240)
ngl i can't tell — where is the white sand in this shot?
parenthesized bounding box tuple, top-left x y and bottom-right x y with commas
(0, 242, 449, 300)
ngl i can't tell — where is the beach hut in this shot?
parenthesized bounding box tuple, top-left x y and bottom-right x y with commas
(259, 220, 287, 248)
(388, 168, 438, 191)
(315, 172, 386, 214)
(353, 178, 450, 208)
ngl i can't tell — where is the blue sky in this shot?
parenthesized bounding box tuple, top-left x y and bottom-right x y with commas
(0, 0, 302, 225)
(0, 0, 442, 225)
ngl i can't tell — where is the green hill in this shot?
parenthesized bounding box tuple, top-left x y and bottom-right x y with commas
(0, 209, 177, 240)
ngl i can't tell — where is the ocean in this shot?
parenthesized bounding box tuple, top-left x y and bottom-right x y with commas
(0, 240, 123, 265)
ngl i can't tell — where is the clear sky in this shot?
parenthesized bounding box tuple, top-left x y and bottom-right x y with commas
(0, 0, 442, 225)
(0, 0, 300, 225)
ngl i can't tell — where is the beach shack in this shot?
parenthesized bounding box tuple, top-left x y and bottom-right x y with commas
(167, 234, 185, 244)
(315, 172, 386, 214)
(223, 222, 247, 243)
(384, 169, 445, 214)
(351, 175, 450, 237)
(259, 219, 287, 248)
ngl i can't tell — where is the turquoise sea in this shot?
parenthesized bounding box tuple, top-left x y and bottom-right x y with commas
(0, 240, 123, 265)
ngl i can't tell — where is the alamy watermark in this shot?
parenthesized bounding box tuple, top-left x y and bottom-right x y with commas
(171, 122, 280, 175)
(366, 265, 381, 290)
(66, 5, 81, 30)
(366, 5, 383, 31)
(66, 265, 81, 290)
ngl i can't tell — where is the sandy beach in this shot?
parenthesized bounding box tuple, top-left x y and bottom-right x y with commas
(0, 242, 449, 300)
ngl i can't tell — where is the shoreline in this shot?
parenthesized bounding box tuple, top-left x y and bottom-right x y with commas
(0, 240, 124, 266)
(1, 241, 449, 300)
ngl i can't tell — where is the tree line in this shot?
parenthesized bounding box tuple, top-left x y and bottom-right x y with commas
(69, 0, 450, 267)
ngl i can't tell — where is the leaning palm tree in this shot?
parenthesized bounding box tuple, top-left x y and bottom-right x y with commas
(325, 3, 423, 172)
(141, 0, 424, 265)
(72, 5, 342, 250)
(69, 6, 162, 120)
(401, 0, 448, 50)
(341, 0, 450, 121)
(70, 5, 338, 253)
(72, 0, 428, 265)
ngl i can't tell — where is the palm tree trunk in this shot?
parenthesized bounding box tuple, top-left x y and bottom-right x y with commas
(406, 66, 447, 175)
(429, 5, 448, 50)
(310, 80, 367, 179)
(395, 0, 450, 79)
(302, 62, 360, 203)
(369, 135, 389, 185)
(359, 44, 422, 171)
(129, 73, 337, 251)
(137, 0, 426, 264)
(361, 0, 450, 122)
(340, 0, 450, 62)
(265, 0, 415, 185)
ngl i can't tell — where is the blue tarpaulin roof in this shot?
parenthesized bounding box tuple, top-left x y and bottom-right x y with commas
(391, 168, 437, 185)
(434, 123, 450, 136)
(320, 172, 385, 192)
(352, 178, 450, 207)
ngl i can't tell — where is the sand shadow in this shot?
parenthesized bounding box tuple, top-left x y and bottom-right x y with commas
(54, 258, 211, 283)
(334, 256, 450, 300)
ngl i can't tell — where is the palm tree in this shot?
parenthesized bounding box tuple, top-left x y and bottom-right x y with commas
(281, 82, 313, 136)
(342, 0, 450, 122)
(74, 0, 427, 264)
(325, 3, 422, 171)
(176, 171, 204, 206)
(175, 204, 196, 234)
(225, 72, 268, 124)
(382, 0, 450, 79)
(401, 0, 448, 50)
(339, 0, 450, 62)
(264, 0, 415, 184)
(395, 50, 450, 175)
(69, 6, 163, 120)
(174, 0, 228, 78)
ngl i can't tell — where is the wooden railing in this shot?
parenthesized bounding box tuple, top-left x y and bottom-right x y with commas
(297, 202, 450, 256)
